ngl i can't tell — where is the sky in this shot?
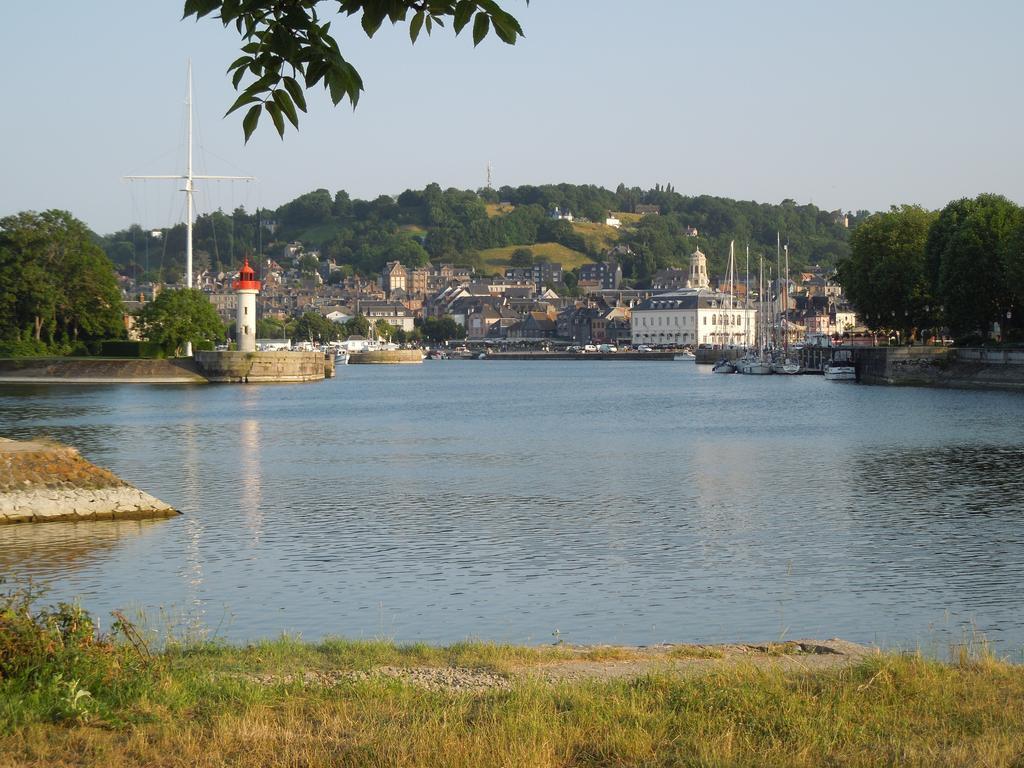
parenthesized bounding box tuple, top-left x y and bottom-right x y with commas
(2, 0, 1022, 235)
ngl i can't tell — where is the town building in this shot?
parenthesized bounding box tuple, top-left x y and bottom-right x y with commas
(630, 250, 755, 347)
(578, 261, 622, 290)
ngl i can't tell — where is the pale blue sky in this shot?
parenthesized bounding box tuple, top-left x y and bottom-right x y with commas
(2, 1, 1022, 234)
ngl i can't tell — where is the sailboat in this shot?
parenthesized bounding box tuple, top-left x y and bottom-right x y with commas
(771, 240, 801, 374)
(736, 253, 773, 375)
(712, 241, 739, 373)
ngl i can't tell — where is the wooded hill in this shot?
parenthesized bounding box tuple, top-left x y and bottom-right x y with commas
(100, 183, 865, 286)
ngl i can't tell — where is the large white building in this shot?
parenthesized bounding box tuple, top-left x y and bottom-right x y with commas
(630, 248, 756, 347)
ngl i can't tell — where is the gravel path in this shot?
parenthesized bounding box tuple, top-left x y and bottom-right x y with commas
(239, 639, 875, 693)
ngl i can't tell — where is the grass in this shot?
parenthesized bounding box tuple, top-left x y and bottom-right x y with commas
(484, 202, 515, 218)
(478, 243, 594, 274)
(4, 588, 1024, 767)
(571, 220, 624, 254)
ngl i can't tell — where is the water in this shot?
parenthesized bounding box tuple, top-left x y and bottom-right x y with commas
(1, 361, 1023, 654)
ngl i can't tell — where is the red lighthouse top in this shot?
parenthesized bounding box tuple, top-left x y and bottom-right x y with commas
(232, 257, 261, 291)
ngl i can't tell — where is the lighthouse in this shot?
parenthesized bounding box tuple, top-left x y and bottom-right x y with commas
(232, 258, 261, 353)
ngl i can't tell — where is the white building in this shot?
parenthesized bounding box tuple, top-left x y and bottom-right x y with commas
(630, 289, 756, 348)
(630, 247, 755, 348)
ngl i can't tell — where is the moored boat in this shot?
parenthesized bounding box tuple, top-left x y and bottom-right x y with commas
(823, 361, 856, 381)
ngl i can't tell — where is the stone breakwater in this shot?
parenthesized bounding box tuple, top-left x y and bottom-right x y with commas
(0, 438, 178, 524)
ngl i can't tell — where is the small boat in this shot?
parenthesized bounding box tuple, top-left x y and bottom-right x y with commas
(334, 350, 349, 365)
(736, 355, 773, 375)
(823, 361, 856, 381)
(772, 359, 801, 375)
(674, 350, 696, 361)
(712, 358, 737, 374)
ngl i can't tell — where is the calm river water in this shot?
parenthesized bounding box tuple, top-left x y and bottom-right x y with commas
(1, 361, 1023, 654)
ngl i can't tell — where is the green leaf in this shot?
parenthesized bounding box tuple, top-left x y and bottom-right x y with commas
(361, 8, 384, 37)
(282, 76, 308, 112)
(409, 10, 424, 43)
(272, 89, 299, 128)
(242, 104, 262, 142)
(266, 101, 285, 137)
(225, 89, 260, 116)
(453, 0, 475, 33)
(472, 12, 490, 46)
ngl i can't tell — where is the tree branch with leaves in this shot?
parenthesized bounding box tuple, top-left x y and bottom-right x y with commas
(183, 0, 527, 140)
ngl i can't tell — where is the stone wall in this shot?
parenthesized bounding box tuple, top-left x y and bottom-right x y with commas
(0, 438, 178, 524)
(195, 351, 333, 382)
(855, 346, 1024, 391)
(0, 358, 206, 383)
(349, 349, 424, 364)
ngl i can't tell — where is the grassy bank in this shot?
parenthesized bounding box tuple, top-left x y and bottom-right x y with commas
(2, 592, 1024, 766)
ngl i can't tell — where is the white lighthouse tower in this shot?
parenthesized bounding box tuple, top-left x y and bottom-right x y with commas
(233, 258, 261, 353)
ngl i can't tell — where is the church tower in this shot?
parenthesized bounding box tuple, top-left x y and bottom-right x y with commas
(687, 248, 710, 289)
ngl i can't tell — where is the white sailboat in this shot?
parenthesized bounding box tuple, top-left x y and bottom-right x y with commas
(772, 241, 801, 374)
(737, 253, 773, 375)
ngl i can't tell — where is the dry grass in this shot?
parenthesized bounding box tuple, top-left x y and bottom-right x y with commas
(570, 220, 623, 253)
(484, 202, 515, 218)
(478, 243, 593, 273)
(667, 644, 726, 660)
(3, 633, 1024, 767)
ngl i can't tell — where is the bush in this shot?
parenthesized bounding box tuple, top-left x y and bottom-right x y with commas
(0, 581, 153, 726)
(0, 338, 53, 358)
(99, 340, 166, 358)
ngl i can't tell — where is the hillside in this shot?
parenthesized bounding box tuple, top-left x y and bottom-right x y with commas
(100, 184, 860, 286)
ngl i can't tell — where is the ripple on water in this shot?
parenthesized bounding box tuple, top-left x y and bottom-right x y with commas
(1, 365, 1023, 652)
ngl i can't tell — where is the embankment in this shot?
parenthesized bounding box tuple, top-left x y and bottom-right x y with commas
(856, 347, 1024, 392)
(0, 438, 178, 524)
(0, 357, 206, 383)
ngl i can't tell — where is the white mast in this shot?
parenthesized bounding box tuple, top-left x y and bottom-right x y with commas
(124, 61, 255, 355)
(745, 243, 750, 347)
(783, 243, 790, 356)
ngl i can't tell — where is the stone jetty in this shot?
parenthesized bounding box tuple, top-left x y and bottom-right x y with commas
(0, 438, 178, 524)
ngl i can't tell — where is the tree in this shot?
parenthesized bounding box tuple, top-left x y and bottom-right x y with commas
(926, 195, 1021, 339)
(292, 312, 340, 343)
(508, 247, 533, 267)
(837, 206, 936, 340)
(418, 315, 465, 342)
(0, 210, 123, 345)
(135, 289, 225, 355)
(343, 313, 371, 338)
(183, 0, 526, 140)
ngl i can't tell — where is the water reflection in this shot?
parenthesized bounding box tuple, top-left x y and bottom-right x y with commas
(0, 519, 166, 579)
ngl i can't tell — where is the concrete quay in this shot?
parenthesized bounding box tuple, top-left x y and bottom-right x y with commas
(485, 351, 679, 361)
(195, 350, 334, 382)
(0, 438, 178, 525)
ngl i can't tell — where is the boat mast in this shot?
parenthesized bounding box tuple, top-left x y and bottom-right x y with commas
(783, 243, 789, 357)
(123, 60, 255, 356)
(745, 243, 750, 347)
(185, 61, 194, 290)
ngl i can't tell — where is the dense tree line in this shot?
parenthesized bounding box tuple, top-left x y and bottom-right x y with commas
(0, 210, 124, 353)
(838, 195, 1024, 342)
(99, 183, 857, 287)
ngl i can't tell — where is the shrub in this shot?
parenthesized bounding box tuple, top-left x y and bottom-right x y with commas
(0, 581, 153, 725)
(99, 340, 166, 358)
